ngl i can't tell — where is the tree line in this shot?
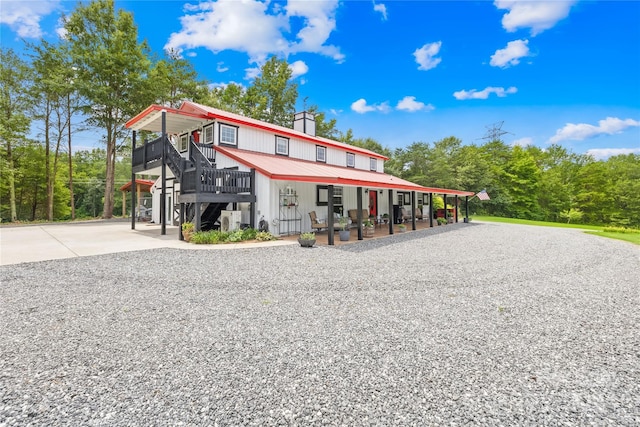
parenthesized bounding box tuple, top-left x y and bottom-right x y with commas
(1, 0, 638, 227)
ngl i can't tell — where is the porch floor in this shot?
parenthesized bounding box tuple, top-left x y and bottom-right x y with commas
(281, 218, 459, 246)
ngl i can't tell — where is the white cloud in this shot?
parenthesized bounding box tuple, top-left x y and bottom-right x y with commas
(413, 41, 442, 71)
(512, 137, 533, 147)
(453, 86, 517, 100)
(549, 117, 640, 143)
(495, 0, 577, 36)
(396, 96, 434, 112)
(490, 39, 530, 68)
(351, 98, 390, 114)
(373, 2, 388, 20)
(244, 66, 261, 81)
(216, 62, 229, 72)
(289, 60, 309, 78)
(165, 0, 343, 65)
(0, 0, 60, 38)
(586, 148, 640, 160)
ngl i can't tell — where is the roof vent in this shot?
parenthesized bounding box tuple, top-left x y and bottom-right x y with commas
(293, 111, 316, 137)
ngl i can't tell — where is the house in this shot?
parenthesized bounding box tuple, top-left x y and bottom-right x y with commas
(125, 101, 474, 244)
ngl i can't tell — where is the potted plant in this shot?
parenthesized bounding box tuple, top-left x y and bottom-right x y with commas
(298, 232, 316, 247)
(338, 216, 350, 241)
(363, 219, 375, 238)
(437, 217, 447, 226)
(181, 221, 195, 242)
(398, 223, 407, 232)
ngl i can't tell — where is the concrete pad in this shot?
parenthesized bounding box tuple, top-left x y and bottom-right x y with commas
(0, 220, 295, 266)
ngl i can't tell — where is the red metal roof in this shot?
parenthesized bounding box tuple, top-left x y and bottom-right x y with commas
(216, 146, 475, 196)
(119, 179, 156, 192)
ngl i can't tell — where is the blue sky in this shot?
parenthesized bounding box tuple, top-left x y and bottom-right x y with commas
(2, 0, 639, 159)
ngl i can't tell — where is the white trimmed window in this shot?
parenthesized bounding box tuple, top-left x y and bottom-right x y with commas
(316, 145, 326, 163)
(178, 134, 188, 152)
(346, 152, 355, 168)
(219, 123, 237, 146)
(370, 157, 377, 171)
(203, 124, 214, 144)
(276, 136, 289, 156)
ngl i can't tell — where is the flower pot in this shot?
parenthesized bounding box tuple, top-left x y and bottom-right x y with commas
(339, 230, 350, 241)
(298, 238, 316, 248)
(363, 226, 375, 238)
(182, 230, 193, 242)
(398, 227, 406, 233)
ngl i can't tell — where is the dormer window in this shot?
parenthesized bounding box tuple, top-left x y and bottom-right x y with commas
(275, 136, 289, 156)
(219, 123, 237, 146)
(370, 157, 377, 171)
(346, 152, 355, 168)
(316, 145, 326, 163)
(203, 124, 214, 144)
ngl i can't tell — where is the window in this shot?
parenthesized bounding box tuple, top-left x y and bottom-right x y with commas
(316, 145, 326, 163)
(316, 185, 343, 206)
(178, 134, 188, 152)
(275, 136, 289, 156)
(203, 124, 214, 144)
(346, 152, 355, 168)
(219, 123, 237, 146)
(370, 157, 377, 171)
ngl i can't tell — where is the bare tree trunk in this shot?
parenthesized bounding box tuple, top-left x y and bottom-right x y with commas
(67, 94, 75, 220)
(45, 100, 53, 222)
(102, 126, 115, 219)
(7, 141, 17, 222)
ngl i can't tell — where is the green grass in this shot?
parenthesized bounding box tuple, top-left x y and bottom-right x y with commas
(472, 215, 639, 246)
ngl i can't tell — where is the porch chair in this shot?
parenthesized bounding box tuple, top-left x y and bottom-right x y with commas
(347, 209, 370, 224)
(308, 211, 341, 232)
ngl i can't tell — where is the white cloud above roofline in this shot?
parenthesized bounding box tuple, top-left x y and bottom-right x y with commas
(453, 86, 518, 100)
(490, 39, 531, 68)
(413, 41, 442, 71)
(494, 0, 577, 36)
(0, 0, 60, 39)
(586, 147, 640, 160)
(549, 117, 640, 143)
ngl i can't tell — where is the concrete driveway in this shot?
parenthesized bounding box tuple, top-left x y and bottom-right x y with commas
(0, 220, 293, 266)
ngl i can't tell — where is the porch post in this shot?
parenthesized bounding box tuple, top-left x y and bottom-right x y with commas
(429, 193, 433, 228)
(411, 191, 416, 230)
(328, 185, 334, 246)
(249, 169, 256, 229)
(388, 189, 394, 235)
(160, 110, 167, 236)
(455, 195, 459, 223)
(356, 187, 363, 240)
(465, 196, 469, 222)
(131, 130, 136, 230)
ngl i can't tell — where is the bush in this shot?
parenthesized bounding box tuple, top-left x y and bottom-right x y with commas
(189, 228, 277, 244)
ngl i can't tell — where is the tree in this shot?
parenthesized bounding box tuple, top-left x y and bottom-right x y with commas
(149, 48, 206, 108)
(202, 83, 246, 114)
(64, 0, 154, 218)
(0, 48, 33, 222)
(242, 57, 298, 127)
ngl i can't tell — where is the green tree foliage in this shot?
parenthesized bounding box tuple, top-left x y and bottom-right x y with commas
(149, 48, 207, 108)
(202, 83, 246, 114)
(64, 0, 154, 219)
(242, 57, 298, 127)
(0, 48, 33, 222)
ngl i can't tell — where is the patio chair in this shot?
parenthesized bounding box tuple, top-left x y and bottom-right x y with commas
(348, 209, 369, 224)
(308, 211, 341, 232)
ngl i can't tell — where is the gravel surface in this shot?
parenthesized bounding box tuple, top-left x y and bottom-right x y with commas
(1, 222, 639, 426)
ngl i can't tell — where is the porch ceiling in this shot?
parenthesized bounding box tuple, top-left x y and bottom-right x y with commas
(126, 105, 210, 134)
(216, 146, 475, 196)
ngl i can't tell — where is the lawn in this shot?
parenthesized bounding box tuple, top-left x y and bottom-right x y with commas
(472, 215, 640, 246)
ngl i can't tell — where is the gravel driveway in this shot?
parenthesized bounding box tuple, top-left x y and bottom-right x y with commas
(1, 222, 639, 426)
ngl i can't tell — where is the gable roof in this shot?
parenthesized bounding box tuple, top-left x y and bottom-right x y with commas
(216, 146, 474, 196)
(126, 101, 388, 160)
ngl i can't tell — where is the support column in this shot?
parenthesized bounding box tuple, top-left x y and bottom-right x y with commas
(411, 191, 416, 230)
(250, 169, 256, 229)
(465, 196, 469, 222)
(388, 189, 394, 235)
(179, 203, 185, 241)
(356, 187, 363, 240)
(131, 131, 136, 230)
(429, 193, 433, 228)
(328, 185, 334, 246)
(455, 195, 459, 223)
(160, 110, 167, 236)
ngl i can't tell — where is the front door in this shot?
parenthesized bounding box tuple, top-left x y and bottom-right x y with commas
(368, 191, 377, 218)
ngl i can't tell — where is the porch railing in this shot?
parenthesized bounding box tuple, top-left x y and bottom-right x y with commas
(181, 167, 253, 194)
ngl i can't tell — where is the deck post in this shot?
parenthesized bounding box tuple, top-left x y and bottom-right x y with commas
(388, 189, 394, 235)
(429, 193, 433, 228)
(179, 203, 185, 241)
(356, 187, 363, 240)
(160, 110, 167, 236)
(328, 185, 334, 246)
(131, 131, 136, 230)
